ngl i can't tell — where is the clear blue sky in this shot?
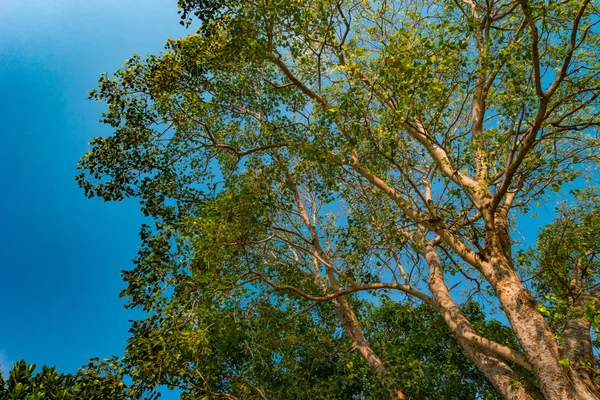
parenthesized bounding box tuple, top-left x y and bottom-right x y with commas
(0, 1, 186, 397)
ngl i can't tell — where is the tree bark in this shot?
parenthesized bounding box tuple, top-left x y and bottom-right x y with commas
(562, 290, 600, 399)
(563, 315, 598, 399)
(481, 253, 593, 399)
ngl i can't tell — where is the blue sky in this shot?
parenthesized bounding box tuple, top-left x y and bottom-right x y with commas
(0, 1, 186, 397)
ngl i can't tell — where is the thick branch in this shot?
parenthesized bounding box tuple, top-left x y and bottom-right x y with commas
(276, 159, 408, 399)
(518, 0, 544, 97)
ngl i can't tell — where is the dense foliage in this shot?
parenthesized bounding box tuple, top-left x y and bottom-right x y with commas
(0, 359, 134, 400)
(122, 296, 512, 399)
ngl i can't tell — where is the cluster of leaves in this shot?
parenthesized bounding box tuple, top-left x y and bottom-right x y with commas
(0, 359, 143, 400)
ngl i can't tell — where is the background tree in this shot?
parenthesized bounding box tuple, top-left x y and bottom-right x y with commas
(0, 359, 143, 400)
(77, 0, 600, 398)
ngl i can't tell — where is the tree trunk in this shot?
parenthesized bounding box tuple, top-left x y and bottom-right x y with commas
(481, 254, 595, 399)
(562, 296, 599, 399)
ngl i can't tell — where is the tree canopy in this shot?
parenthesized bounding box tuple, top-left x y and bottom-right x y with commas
(77, 0, 600, 398)
(0, 359, 136, 400)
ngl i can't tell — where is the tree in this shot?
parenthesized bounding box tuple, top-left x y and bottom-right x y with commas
(0, 359, 141, 400)
(77, 0, 600, 398)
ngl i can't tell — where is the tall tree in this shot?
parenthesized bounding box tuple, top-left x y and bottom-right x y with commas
(78, 0, 600, 398)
